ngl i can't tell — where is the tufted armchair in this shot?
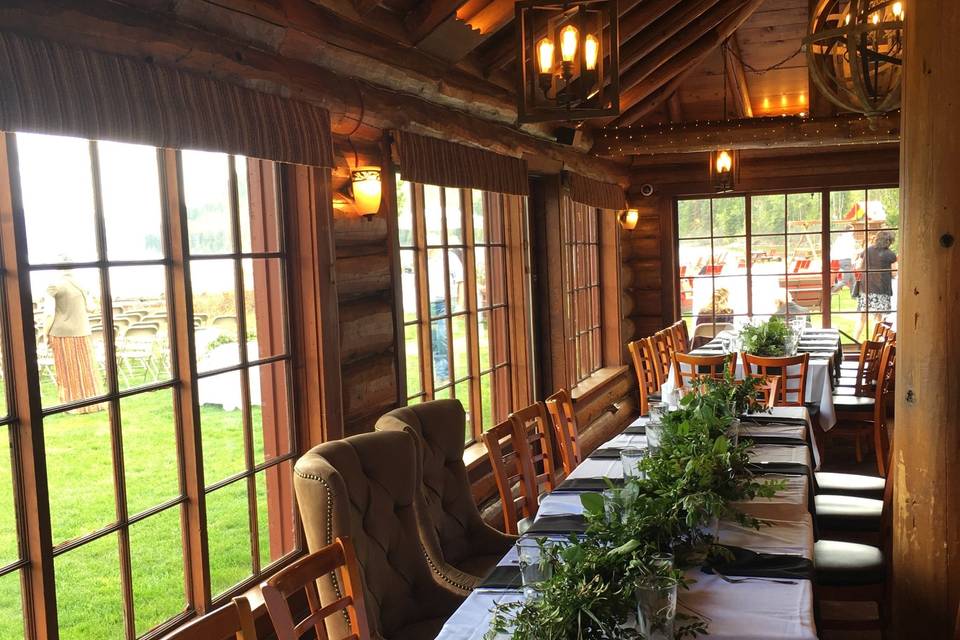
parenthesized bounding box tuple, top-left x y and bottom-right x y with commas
(375, 400, 516, 589)
(293, 431, 465, 640)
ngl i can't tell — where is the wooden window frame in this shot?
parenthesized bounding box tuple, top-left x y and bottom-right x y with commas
(0, 132, 338, 640)
(397, 179, 531, 445)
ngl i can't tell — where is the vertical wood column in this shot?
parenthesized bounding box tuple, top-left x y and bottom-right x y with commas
(893, 2, 960, 636)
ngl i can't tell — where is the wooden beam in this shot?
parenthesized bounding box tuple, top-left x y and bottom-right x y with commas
(405, 0, 469, 43)
(617, 0, 722, 75)
(594, 113, 900, 155)
(415, 0, 514, 63)
(724, 35, 753, 118)
(352, 0, 382, 15)
(0, 0, 631, 184)
(667, 92, 684, 122)
(613, 0, 766, 126)
(894, 0, 960, 637)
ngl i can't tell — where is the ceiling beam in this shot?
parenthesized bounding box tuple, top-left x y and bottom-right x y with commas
(593, 112, 900, 155)
(352, 0, 382, 16)
(617, 0, 720, 75)
(612, 0, 766, 126)
(667, 92, 684, 122)
(405, 0, 468, 43)
(417, 0, 514, 63)
(724, 35, 753, 118)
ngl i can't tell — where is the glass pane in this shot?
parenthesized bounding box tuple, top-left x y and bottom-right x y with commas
(33, 268, 106, 410)
(434, 386, 451, 400)
(472, 190, 486, 244)
(455, 380, 472, 438)
(0, 429, 17, 567)
(182, 150, 234, 255)
(397, 179, 415, 248)
(431, 319, 451, 387)
(751, 194, 785, 234)
(198, 370, 247, 486)
(830, 274, 861, 313)
(445, 188, 463, 244)
(829, 229, 862, 283)
(0, 570, 23, 640)
(122, 389, 179, 516)
(243, 258, 286, 361)
(400, 250, 418, 323)
(474, 246, 487, 309)
(677, 199, 711, 238)
(448, 248, 466, 314)
(16, 133, 98, 265)
(424, 185, 443, 245)
(751, 274, 787, 316)
(477, 310, 491, 371)
(480, 372, 493, 433)
(452, 315, 469, 381)
(806, 313, 824, 329)
(678, 238, 712, 276)
(111, 265, 171, 389)
(830, 189, 868, 231)
(55, 534, 123, 640)
(404, 324, 421, 397)
(427, 249, 447, 317)
(192, 260, 240, 373)
(45, 410, 113, 544)
(783, 276, 823, 317)
(750, 236, 786, 273)
(832, 312, 865, 343)
(712, 196, 745, 237)
(256, 460, 296, 570)
(710, 276, 748, 318)
(868, 188, 900, 231)
(787, 192, 821, 231)
(206, 479, 253, 596)
(130, 506, 187, 635)
(787, 234, 822, 272)
(712, 237, 746, 276)
(98, 140, 164, 261)
(250, 361, 292, 465)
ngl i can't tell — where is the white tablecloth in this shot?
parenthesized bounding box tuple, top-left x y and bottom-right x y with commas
(435, 407, 818, 640)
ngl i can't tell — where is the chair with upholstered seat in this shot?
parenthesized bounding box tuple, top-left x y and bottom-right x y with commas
(545, 389, 581, 476)
(375, 400, 516, 588)
(166, 597, 257, 640)
(293, 431, 465, 640)
(627, 337, 661, 415)
(262, 537, 371, 640)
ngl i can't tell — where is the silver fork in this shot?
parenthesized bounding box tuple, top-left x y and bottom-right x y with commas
(716, 573, 797, 585)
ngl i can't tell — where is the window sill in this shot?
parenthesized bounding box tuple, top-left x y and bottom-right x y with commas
(570, 365, 630, 405)
(463, 440, 489, 472)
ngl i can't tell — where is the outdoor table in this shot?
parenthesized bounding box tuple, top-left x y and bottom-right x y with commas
(435, 408, 819, 640)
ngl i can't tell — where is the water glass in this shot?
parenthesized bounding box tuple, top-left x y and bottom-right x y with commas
(725, 418, 740, 445)
(620, 448, 648, 479)
(516, 538, 552, 600)
(635, 576, 678, 640)
(602, 488, 620, 522)
(648, 402, 668, 425)
(650, 552, 674, 573)
(646, 422, 664, 452)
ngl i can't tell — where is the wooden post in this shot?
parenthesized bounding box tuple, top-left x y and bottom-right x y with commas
(893, 1, 960, 636)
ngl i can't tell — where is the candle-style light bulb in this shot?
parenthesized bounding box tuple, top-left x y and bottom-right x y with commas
(715, 150, 733, 173)
(892, 2, 903, 18)
(560, 25, 579, 63)
(537, 37, 555, 75)
(584, 34, 599, 71)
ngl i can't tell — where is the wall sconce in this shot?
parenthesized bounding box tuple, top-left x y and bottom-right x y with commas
(619, 208, 639, 230)
(709, 149, 739, 193)
(350, 166, 382, 218)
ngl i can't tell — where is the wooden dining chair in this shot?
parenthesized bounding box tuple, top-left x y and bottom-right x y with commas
(627, 337, 660, 415)
(510, 401, 560, 488)
(262, 537, 371, 640)
(672, 352, 736, 389)
(670, 320, 690, 353)
(482, 419, 540, 535)
(835, 339, 885, 397)
(750, 376, 780, 410)
(741, 352, 810, 407)
(650, 330, 674, 386)
(545, 389, 581, 475)
(166, 597, 256, 640)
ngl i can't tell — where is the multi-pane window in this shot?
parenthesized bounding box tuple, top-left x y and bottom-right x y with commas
(561, 197, 602, 387)
(398, 180, 514, 443)
(0, 132, 300, 639)
(677, 188, 899, 342)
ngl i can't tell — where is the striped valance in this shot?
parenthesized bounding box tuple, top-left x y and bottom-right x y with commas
(0, 31, 333, 167)
(563, 171, 628, 210)
(397, 130, 529, 196)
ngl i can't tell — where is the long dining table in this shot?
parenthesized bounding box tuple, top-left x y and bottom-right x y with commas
(436, 406, 819, 640)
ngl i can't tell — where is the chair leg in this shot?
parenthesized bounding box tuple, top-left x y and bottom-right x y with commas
(855, 432, 863, 463)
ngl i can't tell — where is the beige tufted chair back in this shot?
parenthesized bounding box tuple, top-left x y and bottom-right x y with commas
(293, 430, 464, 640)
(376, 400, 515, 588)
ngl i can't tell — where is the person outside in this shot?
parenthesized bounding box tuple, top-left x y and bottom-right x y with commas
(854, 231, 898, 340)
(43, 269, 104, 412)
(831, 225, 859, 294)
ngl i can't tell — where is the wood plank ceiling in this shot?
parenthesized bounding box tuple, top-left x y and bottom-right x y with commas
(309, 0, 816, 146)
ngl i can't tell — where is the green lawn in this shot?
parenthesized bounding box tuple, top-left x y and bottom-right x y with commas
(0, 375, 275, 639)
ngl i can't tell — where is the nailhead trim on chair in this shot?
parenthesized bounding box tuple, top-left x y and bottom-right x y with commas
(295, 469, 353, 629)
(420, 544, 473, 592)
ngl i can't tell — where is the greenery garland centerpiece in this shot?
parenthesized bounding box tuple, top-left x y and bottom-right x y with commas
(486, 375, 784, 640)
(738, 316, 792, 357)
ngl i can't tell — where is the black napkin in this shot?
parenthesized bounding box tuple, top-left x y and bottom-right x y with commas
(588, 448, 624, 460)
(477, 564, 522, 590)
(703, 545, 813, 580)
(742, 435, 808, 447)
(554, 477, 624, 492)
(746, 461, 810, 476)
(524, 514, 589, 535)
(623, 424, 646, 435)
(739, 415, 808, 425)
